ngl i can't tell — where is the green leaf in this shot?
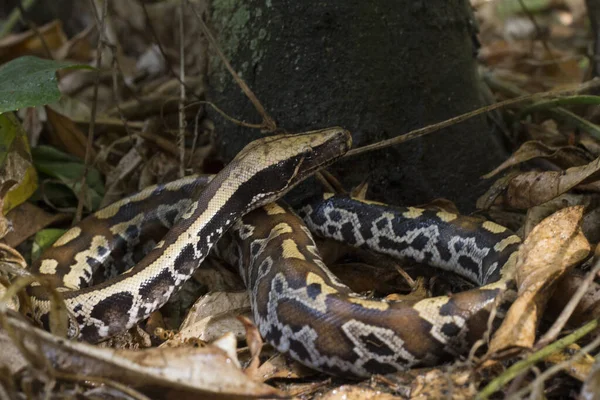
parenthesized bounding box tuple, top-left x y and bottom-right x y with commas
(32, 228, 66, 261)
(31, 145, 104, 211)
(0, 56, 93, 114)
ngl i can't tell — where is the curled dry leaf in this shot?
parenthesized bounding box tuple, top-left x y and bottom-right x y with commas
(487, 206, 590, 358)
(505, 157, 600, 209)
(1, 314, 282, 398)
(543, 344, 594, 382)
(410, 368, 475, 400)
(523, 193, 595, 237)
(483, 141, 592, 179)
(237, 315, 263, 378)
(318, 384, 402, 400)
(163, 291, 250, 346)
(255, 352, 318, 382)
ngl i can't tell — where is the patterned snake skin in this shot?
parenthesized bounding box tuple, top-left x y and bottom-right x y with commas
(26, 129, 521, 377)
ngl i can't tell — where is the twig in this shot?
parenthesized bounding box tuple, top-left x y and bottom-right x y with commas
(185, 100, 266, 129)
(178, 0, 186, 178)
(345, 78, 600, 158)
(75, 0, 108, 224)
(476, 318, 599, 399)
(15, 0, 53, 59)
(510, 334, 600, 399)
(188, 1, 277, 131)
(536, 258, 600, 348)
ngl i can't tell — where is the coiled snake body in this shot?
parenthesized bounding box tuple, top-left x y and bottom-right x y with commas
(28, 128, 521, 378)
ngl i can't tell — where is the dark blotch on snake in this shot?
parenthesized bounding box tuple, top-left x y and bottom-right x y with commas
(361, 333, 396, 357)
(173, 243, 196, 274)
(306, 283, 322, 300)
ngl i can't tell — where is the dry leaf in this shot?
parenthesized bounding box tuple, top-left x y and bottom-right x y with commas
(487, 206, 590, 358)
(163, 291, 250, 346)
(1, 314, 282, 398)
(0, 20, 67, 63)
(237, 315, 263, 378)
(45, 106, 94, 161)
(549, 270, 600, 327)
(410, 368, 475, 400)
(255, 352, 317, 381)
(319, 385, 403, 400)
(506, 157, 600, 209)
(544, 344, 594, 382)
(2, 202, 70, 248)
(483, 141, 592, 179)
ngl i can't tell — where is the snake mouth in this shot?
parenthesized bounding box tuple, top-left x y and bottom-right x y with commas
(292, 127, 352, 181)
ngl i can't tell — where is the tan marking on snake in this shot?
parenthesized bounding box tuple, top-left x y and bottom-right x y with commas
(39, 259, 58, 274)
(436, 210, 457, 222)
(53, 227, 81, 247)
(348, 297, 390, 310)
(483, 221, 507, 234)
(265, 203, 287, 215)
(403, 207, 424, 219)
(281, 239, 306, 260)
(494, 235, 521, 252)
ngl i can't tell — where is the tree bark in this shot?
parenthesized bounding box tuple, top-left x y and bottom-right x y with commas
(207, 0, 508, 211)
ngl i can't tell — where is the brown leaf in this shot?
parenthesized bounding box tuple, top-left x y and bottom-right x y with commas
(163, 291, 250, 346)
(544, 344, 594, 382)
(483, 141, 592, 179)
(549, 270, 600, 327)
(506, 157, 600, 209)
(0, 20, 67, 63)
(2, 202, 70, 248)
(45, 106, 94, 161)
(237, 315, 263, 378)
(410, 368, 475, 400)
(1, 314, 283, 398)
(487, 206, 590, 358)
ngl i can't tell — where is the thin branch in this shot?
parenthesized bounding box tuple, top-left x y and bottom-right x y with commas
(178, 0, 186, 178)
(536, 258, 600, 347)
(476, 318, 599, 399)
(345, 78, 600, 158)
(188, 1, 277, 131)
(75, 0, 108, 224)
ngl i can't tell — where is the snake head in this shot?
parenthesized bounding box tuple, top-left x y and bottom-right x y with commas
(230, 127, 352, 206)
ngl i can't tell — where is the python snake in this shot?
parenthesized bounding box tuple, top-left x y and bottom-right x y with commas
(27, 128, 522, 378)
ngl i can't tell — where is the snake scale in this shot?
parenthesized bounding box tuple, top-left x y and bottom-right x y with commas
(27, 128, 521, 378)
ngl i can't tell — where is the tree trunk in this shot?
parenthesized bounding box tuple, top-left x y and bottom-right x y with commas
(207, 0, 508, 211)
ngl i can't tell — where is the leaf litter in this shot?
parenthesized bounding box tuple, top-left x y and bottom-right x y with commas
(1, 0, 600, 399)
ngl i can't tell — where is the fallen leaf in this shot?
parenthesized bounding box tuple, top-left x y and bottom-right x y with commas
(487, 206, 590, 358)
(483, 141, 592, 179)
(45, 106, 94, 161)
(2, 202, 69, 248)
(164, 291, 250, 345)
(410, 367, 475, 400)
(543, 343, 594, 382)
(0, 20, 66, 64)
(505, 156, 600, 209)
(0, 314, 283, 398)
